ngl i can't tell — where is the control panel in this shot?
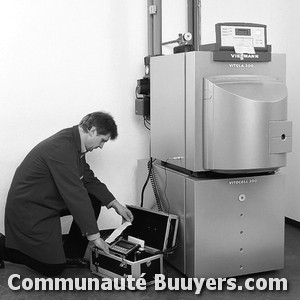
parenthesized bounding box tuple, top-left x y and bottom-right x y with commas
(109, 238, 140, 257)
(216, 22, 267, 51)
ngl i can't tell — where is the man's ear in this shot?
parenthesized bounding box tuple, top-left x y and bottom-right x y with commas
(88, 126, 97, 136)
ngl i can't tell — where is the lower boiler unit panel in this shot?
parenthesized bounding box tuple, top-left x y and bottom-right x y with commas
(203, 75, 292, 173)
(137, 160, 284, 278)
(185, 172, 285, 278)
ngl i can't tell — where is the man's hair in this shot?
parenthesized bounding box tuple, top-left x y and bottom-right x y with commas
(79, 111, 118, 140)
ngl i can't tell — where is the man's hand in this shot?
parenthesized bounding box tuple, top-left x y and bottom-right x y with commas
(92, 237, 109, 254)
(109, 200, 134, 223)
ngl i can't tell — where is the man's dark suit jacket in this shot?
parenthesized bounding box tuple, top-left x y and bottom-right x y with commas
(5, 126, 115, 264)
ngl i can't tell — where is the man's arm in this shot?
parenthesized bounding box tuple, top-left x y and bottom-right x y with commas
(47, 147, 99, 237)
(81, 158, 115, 206)
(81, 158, 133, 222)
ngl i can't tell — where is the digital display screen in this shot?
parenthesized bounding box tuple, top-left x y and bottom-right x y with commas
(117, 240, 135, 249)
(235, 28, 251, 36)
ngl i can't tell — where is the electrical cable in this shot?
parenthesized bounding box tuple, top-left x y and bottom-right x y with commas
(143, 117, 150, 130)
(149, 160, 163, 211)
(140, 158, 163, 211)
(140, 158, 179, 255)
(140, 158, 153, 207)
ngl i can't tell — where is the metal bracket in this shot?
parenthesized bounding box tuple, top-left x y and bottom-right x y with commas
(149, 5, 157, 15)
(120, 259, 128, 268)
(162, 32, 192, 46)
(146, 261, 152, 267)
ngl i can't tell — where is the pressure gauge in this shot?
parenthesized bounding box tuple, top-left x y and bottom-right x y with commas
(183, 32, 192, 42)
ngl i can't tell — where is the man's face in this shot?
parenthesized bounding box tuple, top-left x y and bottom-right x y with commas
(86, 128, 111, 152)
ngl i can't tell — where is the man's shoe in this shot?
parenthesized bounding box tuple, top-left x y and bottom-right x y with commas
(65, 258, 89, 269)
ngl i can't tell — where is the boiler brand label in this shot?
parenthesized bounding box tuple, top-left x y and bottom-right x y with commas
(228, 63, 254, 68)
(228, 178, 258, 185)
(231, 53, 259, 59)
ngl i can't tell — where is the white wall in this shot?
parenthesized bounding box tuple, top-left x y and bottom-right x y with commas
(1, 0, 300, 234)
(0, 0, 149, 232)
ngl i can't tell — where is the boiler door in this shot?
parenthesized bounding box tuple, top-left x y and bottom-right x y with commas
(203, 75, 292, 173)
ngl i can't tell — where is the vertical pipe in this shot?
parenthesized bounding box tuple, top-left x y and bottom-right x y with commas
(147, 0, 154, 56)
(188, 0, 201, 51)
(147, 0, 162, 56)
(153, 0, 162, 55)
(197, 0, 202, 48)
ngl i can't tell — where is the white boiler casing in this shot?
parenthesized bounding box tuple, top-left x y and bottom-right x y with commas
(137, 159, 285, 278)
(145, 50, 291, 278)
(150, 51, 292, 173)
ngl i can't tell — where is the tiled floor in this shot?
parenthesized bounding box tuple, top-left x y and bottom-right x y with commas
(1, 221, 300, 299)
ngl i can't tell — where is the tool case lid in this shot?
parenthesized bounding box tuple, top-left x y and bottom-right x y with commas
(123, 205, 177, 251)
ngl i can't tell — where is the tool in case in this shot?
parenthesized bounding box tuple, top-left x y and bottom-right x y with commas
(90, 205, 179, 285)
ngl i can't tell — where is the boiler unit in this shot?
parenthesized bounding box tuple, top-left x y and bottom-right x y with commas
(140, 23, 292, 278)
(150, 51, 291, 174)
(138, 159, 285, 278)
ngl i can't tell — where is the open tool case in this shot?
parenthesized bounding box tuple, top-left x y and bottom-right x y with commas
(90, 205, 178, 285)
